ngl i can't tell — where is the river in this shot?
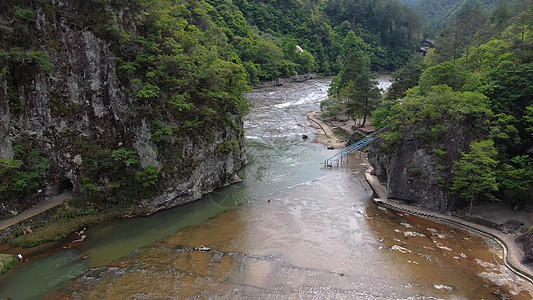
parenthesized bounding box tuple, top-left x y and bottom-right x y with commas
(1, 77, 532, 299)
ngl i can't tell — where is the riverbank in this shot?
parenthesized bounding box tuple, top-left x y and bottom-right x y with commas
(308, 109, 533, 282)
(364, 166, 533, 283)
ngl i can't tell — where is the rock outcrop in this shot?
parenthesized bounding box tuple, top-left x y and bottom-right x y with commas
(516, 232, 533, 265)
(368, 122, 475, 212)
(0, 1, 246, 217)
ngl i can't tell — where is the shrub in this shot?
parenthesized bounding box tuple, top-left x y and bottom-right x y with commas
(215, 140, 240, 154)
(0, 254, 18, 275)
(135, 166, 160, 188)
(0, 145, 50, 201)
(14, 7, 35, 23)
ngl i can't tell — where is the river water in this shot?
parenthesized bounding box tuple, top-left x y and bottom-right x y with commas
(1, 77, 533, 299)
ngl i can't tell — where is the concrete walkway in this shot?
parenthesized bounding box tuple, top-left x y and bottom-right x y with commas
(363, 166, 533, 284)
(0, 192, 72, 231)
(307, 111, 348, 149)
(307, 111, 335, 137)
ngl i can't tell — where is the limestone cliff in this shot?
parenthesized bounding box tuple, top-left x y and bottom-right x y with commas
(368, 122, 476, 212)
(0, 1, 247, 217)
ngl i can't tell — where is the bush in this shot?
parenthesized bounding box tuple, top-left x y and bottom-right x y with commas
(215, 140, 240, 154)
(0, 254, 18, 275)
(135, 166, 160, 188)
(14, 7, 35, 23)
(378, 131, 402, 153)
(0, 145, 50, 201)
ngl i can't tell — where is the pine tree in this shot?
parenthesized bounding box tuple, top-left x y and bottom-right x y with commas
(330, 31, 381, 126)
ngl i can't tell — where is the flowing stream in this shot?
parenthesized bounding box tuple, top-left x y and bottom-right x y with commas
(1, 77, 533, 299)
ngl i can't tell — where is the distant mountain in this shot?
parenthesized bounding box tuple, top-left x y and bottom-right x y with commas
(399, 0, 501, 30)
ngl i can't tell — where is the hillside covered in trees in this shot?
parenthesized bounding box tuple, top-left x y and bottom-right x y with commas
(399, 0, 501, 34)
(371, 0, 533, 213)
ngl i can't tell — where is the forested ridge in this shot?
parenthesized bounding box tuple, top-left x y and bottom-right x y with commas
(399, 0, 501, 34)
(374, 0, 533, 212)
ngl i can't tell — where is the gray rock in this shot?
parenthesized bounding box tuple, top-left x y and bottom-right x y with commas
(0, 3, 246, 217)
(368, 122, 473, 213)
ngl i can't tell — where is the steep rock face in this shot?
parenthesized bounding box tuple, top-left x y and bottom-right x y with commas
(0, 1, 246, 216)
(368, 122, 474, 212)
(145, 129, 244, 212)
(1, 28, 125, 189)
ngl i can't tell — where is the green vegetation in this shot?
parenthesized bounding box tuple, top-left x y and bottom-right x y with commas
(452, 140, 499, 214)
(10, 206, 144, 248)
(327, 31, 381, 126)
(0, 254, 18, 275)
(78, 143, 162, 204)
(234, 0, 423, 73)
(399, 0, 500, 34)
(0, 144, 50, 203)
(376, 0, 533, 210)
(215, 140, 241, 154)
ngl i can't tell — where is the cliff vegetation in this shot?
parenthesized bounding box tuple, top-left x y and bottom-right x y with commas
(0, 0, 425, 246)
(371, 0, 533, 213)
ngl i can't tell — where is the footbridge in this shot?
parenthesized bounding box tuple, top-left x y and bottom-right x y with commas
(324, 132, 376, 167)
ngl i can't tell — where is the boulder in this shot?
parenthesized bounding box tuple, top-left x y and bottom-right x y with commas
(516, 232, 533, 265)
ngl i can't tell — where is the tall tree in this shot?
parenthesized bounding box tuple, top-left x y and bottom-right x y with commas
(330, 31, 381, 126)
(435, 3, 487, 63)
(452, 140, 499, 214)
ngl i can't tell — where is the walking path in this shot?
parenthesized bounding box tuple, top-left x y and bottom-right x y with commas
(363, 166, 533, 284)
(0, 192, 72, 231)
(307, 111, 335, 137)
(307, 111, 345, 149)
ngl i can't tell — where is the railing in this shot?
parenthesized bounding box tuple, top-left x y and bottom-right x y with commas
(324, 132, 376, 166)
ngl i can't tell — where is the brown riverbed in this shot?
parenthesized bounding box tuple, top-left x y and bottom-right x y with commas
(49, 157, 533, 299)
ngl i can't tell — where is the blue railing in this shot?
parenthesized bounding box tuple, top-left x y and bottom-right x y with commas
(324, 132, 376, 166)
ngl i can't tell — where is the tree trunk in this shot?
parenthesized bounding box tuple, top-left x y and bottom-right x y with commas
(362, 97, 368, 127)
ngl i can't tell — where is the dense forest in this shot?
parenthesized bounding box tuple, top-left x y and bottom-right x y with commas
(399, 0, 501, 34)
(374, 0, 533, 211)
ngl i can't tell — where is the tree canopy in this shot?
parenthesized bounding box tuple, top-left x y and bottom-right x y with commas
(376, 0, 533, 210)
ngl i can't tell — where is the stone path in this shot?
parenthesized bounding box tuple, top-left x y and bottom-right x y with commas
(363, 166, 533, 284)
(0, 192, 72, 231)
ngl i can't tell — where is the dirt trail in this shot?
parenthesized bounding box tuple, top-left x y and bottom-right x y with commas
(307, 111, 345, 149)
